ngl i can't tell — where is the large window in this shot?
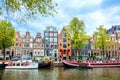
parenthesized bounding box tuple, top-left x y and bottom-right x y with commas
(54, 38, 57, 42)
(45, 33, 49, 36)
(50, 43, 54, 48)
(54, 33, 57, 36)
(38, 39, 41, 42)
(45, 37, 49, 42)
(63, 44, 67, 48)
(26, 43, 29, 47)
(16, 49, 20, 55)
(45, 43, 49, 48)
(50, 33, 54, 36)
(16, 43, 18, 46)
(50, 38, 54, 42)
(54, 43, 58, 48)
(63, 38, 66, 42)
(34, 44, 36, 48)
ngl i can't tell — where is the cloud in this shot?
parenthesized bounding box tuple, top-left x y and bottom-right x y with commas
(78, 5, 120, 35)
(58, 0, 103, 9)
(11, 0, 120, 38)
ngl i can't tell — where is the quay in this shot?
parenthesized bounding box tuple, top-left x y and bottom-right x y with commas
(52, 62, 64, 67)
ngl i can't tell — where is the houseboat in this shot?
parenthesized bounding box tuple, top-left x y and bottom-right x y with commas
(5, 60, 38, 69)
(62, 60, 120, 68)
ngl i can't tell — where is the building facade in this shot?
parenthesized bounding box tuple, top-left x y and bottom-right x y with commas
(22, 31, 33, 58)
(58, 27, 71, 60)
(106, 25, 120, 60)
(87, 25, 120, 60)
(33, 32, 44, 60)
(44, 26, 58, 61)
(10, 31, 22, 58)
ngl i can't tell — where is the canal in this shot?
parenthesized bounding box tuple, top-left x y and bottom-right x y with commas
(0, 67, 120, 80)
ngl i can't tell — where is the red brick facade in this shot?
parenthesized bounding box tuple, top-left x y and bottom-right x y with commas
(58, 27, 71, 60)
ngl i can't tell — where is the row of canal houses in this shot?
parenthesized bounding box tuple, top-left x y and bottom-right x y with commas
(0, 25, 120, 61)
(0, 26, 71, 61)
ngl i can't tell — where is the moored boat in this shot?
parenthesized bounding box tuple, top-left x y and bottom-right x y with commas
(38, 61, 51, 68)
(0, 60, 12, 69)
(62, 60, 79, 68)
(84, 60, 120, 68)
(62, 60, 120, 68)
(5, 60, 38, 69)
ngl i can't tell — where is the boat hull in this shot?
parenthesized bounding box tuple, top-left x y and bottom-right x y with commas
(38, 62, 51, 68)
(62, 60, 79, 68)
(5, 61, 38, 69)
(63, 60, 120, 68)
(0, 60, 12, 69)
(89, 63, 120, 68)
(0, 64, 7, 69)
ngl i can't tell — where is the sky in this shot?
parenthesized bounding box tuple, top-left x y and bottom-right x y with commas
(13, 0, 120, 37)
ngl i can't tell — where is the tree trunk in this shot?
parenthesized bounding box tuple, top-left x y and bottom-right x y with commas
(3, 47, 6, 60)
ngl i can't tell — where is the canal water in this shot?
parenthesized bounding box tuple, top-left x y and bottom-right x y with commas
(0, 67, 120, 80)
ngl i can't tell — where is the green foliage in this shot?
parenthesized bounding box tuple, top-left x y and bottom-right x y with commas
(0, 20, 15, 59)
(93, 25, 107, 56)
(0, 0, 57, 22)
(67, 17, 90, 48)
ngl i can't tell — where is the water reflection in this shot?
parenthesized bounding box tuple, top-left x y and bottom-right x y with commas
(1, 69, 39, 80)
(0, 68, 120, 80)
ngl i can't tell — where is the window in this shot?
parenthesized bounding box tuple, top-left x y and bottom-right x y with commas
(27, 39, 29, 42)
(38, 44, 40, 48)
(38, 39, 41, 42)
(60, 49, 62, 52)
(60, 44, 62, 46)
(45, 37, 49, 42)
(50, 43, 54, 48)
(23, 44, 25, 47)
(38, 51, 40, 54)
(26, 43, 29, 47)
(42, 44, 43, 47)
(50, 38, 54, 42)
(68, 49, 70, 52)
(54, 33, 57, 36)
(54, 43, 57, 48)
(16, 43, 18, 46)
(45, 33, 49, 36)
(63, 44, 67, 48)
(50, 33, 54, 36)
(20, 44, 21, 47)
(54, 38, 57, 42)
(16, 49, 20, 55)
(45, 43, 49, 48)
(63, 38, 66, 42)
(34, 51, 37, 54)
(34, 44, 36, 48)
(16, 38, 18, 41)
(23, 39, 25, 42)
(68, 44, 70, 46)
(30, 39, 32, 42)
(63, 32, 66, 37)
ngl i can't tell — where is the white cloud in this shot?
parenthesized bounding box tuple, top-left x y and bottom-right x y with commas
(58, 0, 103, 9)
(11, 0, 120, 38)
(78, 5, 120, 36)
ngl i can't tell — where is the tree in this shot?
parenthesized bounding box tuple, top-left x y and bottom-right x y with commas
(93, 25, 107, 58)
(0, 20, 15, 60)
(67, 17, 90, 49)
(0, 0, 57, 23)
